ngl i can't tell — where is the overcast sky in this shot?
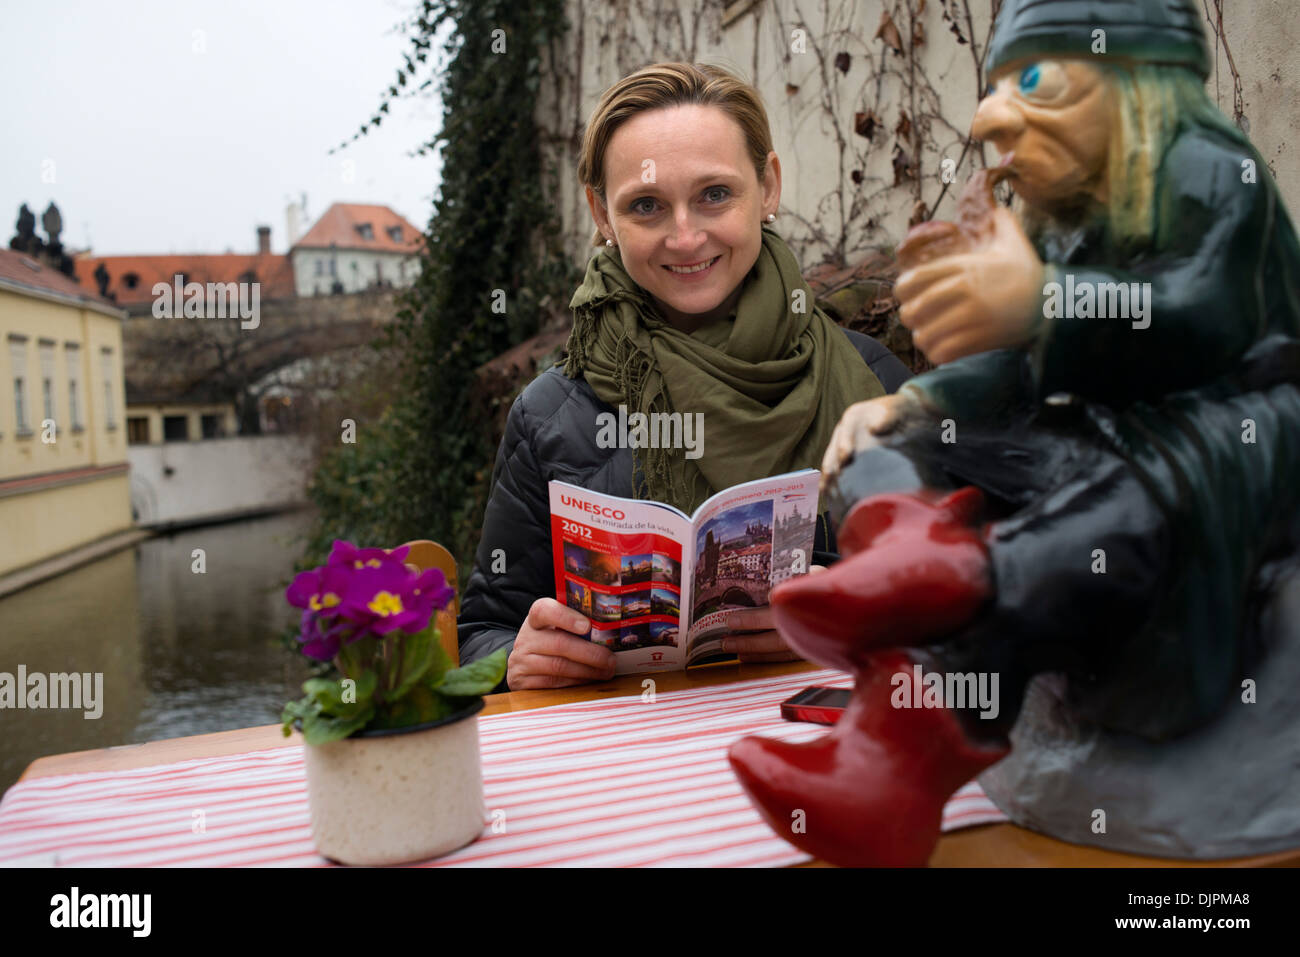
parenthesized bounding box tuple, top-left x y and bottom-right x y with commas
(2, 0, 446, 256)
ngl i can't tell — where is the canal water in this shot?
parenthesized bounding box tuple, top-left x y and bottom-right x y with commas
(0, 510, 317, 794)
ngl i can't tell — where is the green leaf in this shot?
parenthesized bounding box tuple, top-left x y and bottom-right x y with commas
(389, 627, 451, 703)
(281, 697, 319, 737)
(435, 648, 507, 697)
(369, 683, 454, 731)
(338, 635, 378, 677)
(300, 708, 375, 746)
(302, 669, 377, 719)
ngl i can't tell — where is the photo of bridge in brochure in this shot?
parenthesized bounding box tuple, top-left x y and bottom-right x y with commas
(548, 470, 820, 675)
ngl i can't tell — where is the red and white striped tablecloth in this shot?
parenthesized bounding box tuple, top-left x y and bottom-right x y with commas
(0, 669, 1008, 867)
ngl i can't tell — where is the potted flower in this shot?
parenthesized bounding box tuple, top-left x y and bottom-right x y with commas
(281, 540, 507, 866)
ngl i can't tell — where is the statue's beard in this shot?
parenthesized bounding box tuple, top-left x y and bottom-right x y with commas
(1019, 191, 1106, 249)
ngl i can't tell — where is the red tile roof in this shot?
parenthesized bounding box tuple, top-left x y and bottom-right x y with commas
(0, 248, 120, 312)
(73, 252, 297, 306)
(292, 203, 423, 254)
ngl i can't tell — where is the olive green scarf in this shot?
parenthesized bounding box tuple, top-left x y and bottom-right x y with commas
(563, 224, 886, 513)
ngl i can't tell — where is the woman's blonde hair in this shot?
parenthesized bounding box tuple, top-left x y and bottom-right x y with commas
(577, 61, 775, 247)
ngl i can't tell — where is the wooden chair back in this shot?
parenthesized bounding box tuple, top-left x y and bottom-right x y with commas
(400, 539, 459, 667)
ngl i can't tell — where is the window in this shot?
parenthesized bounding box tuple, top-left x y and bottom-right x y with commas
(65, 344, 82, 429)
(9, 336, 29, 433)
(127, 416, 150, 444)
(13, 377, 27, 431)
(315, 259, 324, 276)
(163, 415, 188, 441)
(355, 223, 374, 240)
(100, 347, 116, 428)
(328, 258, 336, 277)
(123, 272, 140, 289)
(39, 341, 55, 426)
(387, 225, 403, 243)
(201, 413, 223, 438)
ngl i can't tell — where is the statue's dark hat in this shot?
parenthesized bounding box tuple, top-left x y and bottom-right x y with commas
(986, 0, 1211, 79)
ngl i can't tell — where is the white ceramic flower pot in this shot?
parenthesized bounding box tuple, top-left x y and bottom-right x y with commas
(303, 698, 486, 866)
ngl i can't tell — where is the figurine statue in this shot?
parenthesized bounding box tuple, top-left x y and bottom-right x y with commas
(10, 203, 41, 255)
(40, 202, 75, 277)
(41, 201, 62, 248)
(729, 0, 1300, 865)
(93, 262, 111, 298)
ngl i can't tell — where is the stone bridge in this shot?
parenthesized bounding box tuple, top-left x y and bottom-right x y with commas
(122, 289, 399, 426)
(692, 576, 768, 616)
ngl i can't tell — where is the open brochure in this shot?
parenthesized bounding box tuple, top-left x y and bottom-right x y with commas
(548, 469, 820, 675)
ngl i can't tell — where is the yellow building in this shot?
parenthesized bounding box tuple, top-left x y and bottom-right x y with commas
(0, 249, 132, 578)
(125, 403, 239, 446)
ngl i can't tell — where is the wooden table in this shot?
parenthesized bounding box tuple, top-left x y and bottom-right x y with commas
(18, 660, 1298, 867)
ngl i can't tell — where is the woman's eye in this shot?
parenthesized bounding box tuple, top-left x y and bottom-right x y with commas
(631, 187, 728, 215)
(1018, 63, 1040, 95)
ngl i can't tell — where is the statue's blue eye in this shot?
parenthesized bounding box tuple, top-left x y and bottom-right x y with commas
(1019, 63, 1040, 94)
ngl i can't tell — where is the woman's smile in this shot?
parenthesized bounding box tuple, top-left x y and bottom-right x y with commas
(663, 254, 722, 278)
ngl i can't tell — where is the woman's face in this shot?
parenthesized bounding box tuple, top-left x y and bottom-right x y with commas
(587, 104, 780, 333)
(970, 58, 1113, 212)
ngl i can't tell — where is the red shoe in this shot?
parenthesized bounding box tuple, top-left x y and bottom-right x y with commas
(769, 487, 991, 672)
(728, 651, 1009, 866)
(837, 485, 985, 557)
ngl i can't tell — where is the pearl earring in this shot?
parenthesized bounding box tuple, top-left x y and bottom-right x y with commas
(606, 239, 614, 246)
(766, 214, 776, 223)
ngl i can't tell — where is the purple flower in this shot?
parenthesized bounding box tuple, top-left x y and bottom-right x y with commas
(327, 540, 410, 570)
(286, 563, 350, 614)
(340, 564, 433, 635)
(285, 541, 457, 662)
(411, 568, 455, 615)
(297, 609, 353, 661)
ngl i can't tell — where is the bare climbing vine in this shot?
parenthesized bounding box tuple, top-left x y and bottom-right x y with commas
(534, 0, 1004, 272)
(1202, 0, 1248, 134)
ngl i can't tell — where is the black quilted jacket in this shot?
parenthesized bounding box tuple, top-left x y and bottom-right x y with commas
(457, 327, 911, 689)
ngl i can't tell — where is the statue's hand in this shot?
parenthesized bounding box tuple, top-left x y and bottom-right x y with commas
(895, 207, 1044, 365)
(821, 390, 930, 488)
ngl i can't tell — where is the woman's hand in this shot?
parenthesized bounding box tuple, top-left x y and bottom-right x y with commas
(508, 598, 616, 690)
(724, 566, 827, 663)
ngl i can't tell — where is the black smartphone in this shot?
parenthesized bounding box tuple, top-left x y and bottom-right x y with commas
(780, 686, 851, 725)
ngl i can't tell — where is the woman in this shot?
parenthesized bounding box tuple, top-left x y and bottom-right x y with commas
(457, 62, 911, 690)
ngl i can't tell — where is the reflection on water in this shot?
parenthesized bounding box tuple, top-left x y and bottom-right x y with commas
(0, 510, 317, 794)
